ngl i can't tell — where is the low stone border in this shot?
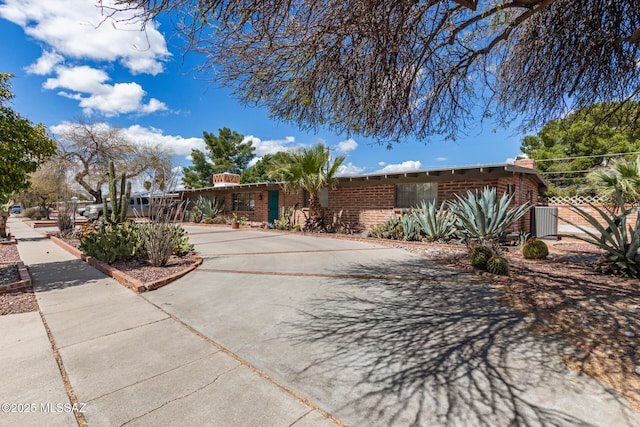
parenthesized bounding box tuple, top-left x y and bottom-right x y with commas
(49, 235, 202, 294)
(0, 237, 17, 245)
(0, 262, 31, 294)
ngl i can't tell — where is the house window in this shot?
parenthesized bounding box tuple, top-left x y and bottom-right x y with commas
(303, 188, 329, 208)
(232, 193, 255, 211)
(395, 183, 437, 208)
(506, 184, 516, 196)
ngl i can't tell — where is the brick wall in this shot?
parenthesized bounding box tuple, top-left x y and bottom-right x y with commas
(552, 203, 638, 236)
(321, 175, 540, 233)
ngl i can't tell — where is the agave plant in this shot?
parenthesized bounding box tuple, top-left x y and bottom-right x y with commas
(448, 187, 529, 244)
(564, 190, 640, 278)
(192, 196, 224, 223)
(412, 200, 456, 242)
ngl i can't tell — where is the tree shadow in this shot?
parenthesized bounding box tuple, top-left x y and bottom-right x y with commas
(285, 259, 631, 426)
(28, 259, 110, 292)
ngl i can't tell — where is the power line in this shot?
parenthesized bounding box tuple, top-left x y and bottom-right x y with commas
(535, 151, 640, 163)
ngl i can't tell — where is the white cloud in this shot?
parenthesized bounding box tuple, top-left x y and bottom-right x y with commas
(434, 157, 448, 162)
(376, 160, 423, 174)
(336, 138, 358, 153)
(336, 162, 365, 177)
(378, 161, 387, 166)
(44, 65, 167, 116)
(25, 50, 64, 75)
(0, 0, 170, 75)
(243, 135, 300, 156)
(121, 125, 204, 156)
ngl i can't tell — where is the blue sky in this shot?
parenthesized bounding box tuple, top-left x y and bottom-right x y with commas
(0, 0, 528, 185)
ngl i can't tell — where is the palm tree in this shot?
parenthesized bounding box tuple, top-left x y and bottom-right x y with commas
(268, 144, 345, 229)
(586, 156, 640, 206)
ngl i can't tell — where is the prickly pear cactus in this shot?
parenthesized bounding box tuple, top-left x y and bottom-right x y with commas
(487, 255, 510, 276)
(469, 244, 493, 270)
(522, 238, 549, 259)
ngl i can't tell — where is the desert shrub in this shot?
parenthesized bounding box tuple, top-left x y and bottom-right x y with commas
(80, 220, 144, 264)
(486, 255, 510, 276)
(138, 220, 194, 267)
(522, 238, 549, 259)
(370, 215, 404, 240)
(448, 187, 529, 245)
(469, 244, 493, 270)
(273, 206, 297, 230)
(57, 212, 74, 237)
(22, 206, 48, 220)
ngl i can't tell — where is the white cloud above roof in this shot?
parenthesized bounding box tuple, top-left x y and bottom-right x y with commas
(0, 0, 169, 75)
(376, 160, 423, 173)
(337, 162, 365, 177)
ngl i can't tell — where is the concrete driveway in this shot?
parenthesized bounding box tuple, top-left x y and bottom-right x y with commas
(145, 226, 639, 426)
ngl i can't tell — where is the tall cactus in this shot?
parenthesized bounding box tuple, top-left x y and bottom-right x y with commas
(103, 160, 131, 224)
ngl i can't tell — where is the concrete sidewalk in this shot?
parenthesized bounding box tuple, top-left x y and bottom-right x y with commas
(4, 218, 335, 427)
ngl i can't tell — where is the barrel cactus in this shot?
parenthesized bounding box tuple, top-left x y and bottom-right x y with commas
(469, 244, 493, 270)
(522, 238, 549, 259)
(487, 256, 510, 276)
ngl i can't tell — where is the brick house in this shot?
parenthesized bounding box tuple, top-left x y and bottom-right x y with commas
(180, 159, 547, 234)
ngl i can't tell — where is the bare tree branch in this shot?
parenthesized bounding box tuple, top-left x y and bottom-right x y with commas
(104, 0, 640, 141)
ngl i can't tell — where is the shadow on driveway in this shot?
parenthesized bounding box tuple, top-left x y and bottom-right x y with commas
(286, 259, 630, 426)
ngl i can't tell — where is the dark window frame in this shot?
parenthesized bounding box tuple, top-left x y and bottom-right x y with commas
(395, 183, 438, 208)
(232, 192, 255, 212)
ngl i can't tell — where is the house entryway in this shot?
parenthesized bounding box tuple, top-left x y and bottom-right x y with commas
(268, 190, 279, 224)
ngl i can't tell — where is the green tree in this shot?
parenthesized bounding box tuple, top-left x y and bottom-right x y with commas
(268, 144, 345, 230)
(520, 102, 640, 195)
(0, 73, 57, 237)
(240, 152, 290, 184)
(103, 1, 640, 141)
(182, 127, 255, 188)
(586, 156, 640, 205)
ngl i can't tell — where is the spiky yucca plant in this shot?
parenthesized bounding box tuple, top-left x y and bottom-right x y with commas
(487, 256, 510, 276)
(448, 187, 529, 245)
(522, 238, 549, 259)
(469, 244, 493, 270)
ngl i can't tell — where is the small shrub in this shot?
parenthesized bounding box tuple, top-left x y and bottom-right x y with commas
(80, 221, 144, 264)
(522, 238, 549, 259)
(294, 224, 302, 232)
(23, 206, 48, 220)
(138, 222, 194, 267)
(370, 215, 404, 240)
(57, 213, 74, 237)
(469, 244, 493, 270)
(486, 256, 510, 276)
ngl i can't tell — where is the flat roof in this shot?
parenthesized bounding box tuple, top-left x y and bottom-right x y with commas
(180, 163, 547, 193)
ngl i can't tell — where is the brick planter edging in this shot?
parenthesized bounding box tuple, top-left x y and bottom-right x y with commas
(49, 235, 202, 294)
(0, 262, 31, 294)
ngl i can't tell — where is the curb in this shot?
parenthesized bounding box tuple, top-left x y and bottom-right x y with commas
(48, 235, 202, 294)
(0, 261, 31, 294)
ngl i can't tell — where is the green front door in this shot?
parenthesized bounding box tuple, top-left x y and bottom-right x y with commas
(268, 190, 279, 224)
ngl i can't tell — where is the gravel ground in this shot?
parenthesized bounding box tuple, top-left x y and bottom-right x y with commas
(0, 243, 38, 315)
